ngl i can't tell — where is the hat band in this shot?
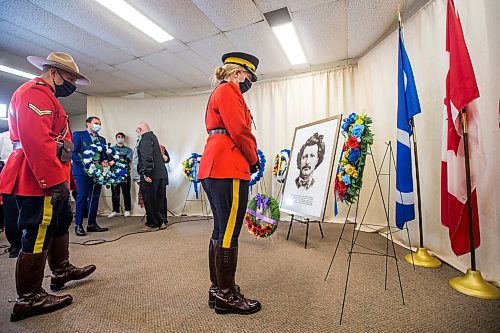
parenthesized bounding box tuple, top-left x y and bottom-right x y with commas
(224, 57, 256, 72)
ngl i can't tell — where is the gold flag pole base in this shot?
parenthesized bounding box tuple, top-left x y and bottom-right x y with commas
(405, 247, 442, 268)
(449, 269, 500, 299)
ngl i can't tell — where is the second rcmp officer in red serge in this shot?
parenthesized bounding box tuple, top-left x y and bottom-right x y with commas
(0, 52, 96, 321)
(199, 52, 261, 315)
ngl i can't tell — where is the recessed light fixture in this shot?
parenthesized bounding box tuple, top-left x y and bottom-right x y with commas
(0, 64, 36, 80)
(94, 0, 174, 43)
(264, 8, 307, 65)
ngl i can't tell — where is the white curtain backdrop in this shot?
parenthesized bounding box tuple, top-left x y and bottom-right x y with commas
(86, 0, 499, 284)
(355, 0, 499, 284)
(87, 65, 357, 222)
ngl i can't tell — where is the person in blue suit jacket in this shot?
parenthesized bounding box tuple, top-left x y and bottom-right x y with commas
(72, 116, 108, 236)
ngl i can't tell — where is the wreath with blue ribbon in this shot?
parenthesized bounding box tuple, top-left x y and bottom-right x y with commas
(182, 153, 202, 198)
(249, 149, 266, 187)
(80, 143, 128, 187)
(272, 148, 290, 183)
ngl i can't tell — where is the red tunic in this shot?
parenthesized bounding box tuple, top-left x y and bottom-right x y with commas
(0, 78, 74, 196)
(198, 82, 258, 181)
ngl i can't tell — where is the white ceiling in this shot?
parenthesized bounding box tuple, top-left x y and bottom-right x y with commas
(0, 0, 430, 115)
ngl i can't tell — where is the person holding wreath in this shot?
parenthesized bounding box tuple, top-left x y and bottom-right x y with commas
(198, 52, 261, 315)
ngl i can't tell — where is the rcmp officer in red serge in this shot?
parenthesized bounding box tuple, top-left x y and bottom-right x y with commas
(199, 52, 261, 315)
(0, 52, 96, 321)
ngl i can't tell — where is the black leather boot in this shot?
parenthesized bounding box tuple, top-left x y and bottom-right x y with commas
(11, 251, 73, 322)
(48, 233, 96, 291)
(208, 239, 218, 309)
(214, 245, 261, 315)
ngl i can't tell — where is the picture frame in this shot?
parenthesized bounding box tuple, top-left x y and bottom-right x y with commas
(280, 115, 342, 220)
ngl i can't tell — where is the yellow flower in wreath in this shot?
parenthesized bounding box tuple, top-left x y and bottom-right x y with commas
(352, 170, 358, 178)
(337, 172, 342, 181)
(355, 119, 364, 125)
(344, 164, 355, 175)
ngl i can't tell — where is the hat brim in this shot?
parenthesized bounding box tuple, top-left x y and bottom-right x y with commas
(27, 56, 91, 85)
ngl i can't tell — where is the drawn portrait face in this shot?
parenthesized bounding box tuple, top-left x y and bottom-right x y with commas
(299, 144, 319, 178)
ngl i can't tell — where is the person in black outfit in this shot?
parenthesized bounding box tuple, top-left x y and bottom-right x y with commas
(136, 122, 167, 228)
(3, 194, 22, 258)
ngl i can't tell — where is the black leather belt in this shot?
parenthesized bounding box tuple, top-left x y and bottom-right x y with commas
(12, 141, 22, 150)
(208, 128, 228, 136)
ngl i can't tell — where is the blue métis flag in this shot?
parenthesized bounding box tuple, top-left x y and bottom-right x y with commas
(396, 27, 421, 229)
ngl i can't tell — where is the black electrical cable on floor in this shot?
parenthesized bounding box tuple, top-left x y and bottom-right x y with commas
(68, 219, 200, 246)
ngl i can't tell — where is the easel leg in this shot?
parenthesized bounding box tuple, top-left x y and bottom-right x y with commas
(304, 218, 310, 249)
(286, 215, 294, 240)
(318, 221, 324, 238)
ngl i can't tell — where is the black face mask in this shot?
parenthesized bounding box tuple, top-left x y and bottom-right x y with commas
(54, 70, 76, 98)
(239, 78, 252, 94)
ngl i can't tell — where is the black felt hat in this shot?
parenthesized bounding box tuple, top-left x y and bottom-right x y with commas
(222, 52, 259, 82)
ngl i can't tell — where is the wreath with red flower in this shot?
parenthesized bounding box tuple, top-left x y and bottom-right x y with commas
(245, 193, 280, 238)
(334, 113, 374, 204)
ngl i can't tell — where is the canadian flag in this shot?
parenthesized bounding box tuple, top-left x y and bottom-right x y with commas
(441, 0, 485, 256)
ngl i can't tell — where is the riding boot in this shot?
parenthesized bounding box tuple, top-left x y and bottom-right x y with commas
(208, 239, 218, 308)
(214, 245, 261, 315)
(47, 233, 96, 291)
(11, 251, 73, 322)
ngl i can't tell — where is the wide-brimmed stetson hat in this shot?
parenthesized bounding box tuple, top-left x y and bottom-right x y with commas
(222, 52, 259, 82)
(27, 52, 91, 85)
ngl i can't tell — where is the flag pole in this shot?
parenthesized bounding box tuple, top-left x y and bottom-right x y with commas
(397, 6, 441, 268)
(446, 0, 500, 299)
(448, 109, 500, 298)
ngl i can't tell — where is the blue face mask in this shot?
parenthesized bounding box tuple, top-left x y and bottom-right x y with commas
(92, 124, 101, 133)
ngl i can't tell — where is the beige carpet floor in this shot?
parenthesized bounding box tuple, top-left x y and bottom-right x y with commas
(0, 216, 499, 333)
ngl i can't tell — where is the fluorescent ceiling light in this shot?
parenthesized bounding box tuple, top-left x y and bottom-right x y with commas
(0, 65, 36, 80)
(272, 23, 307, 65)
(94, 0, 174, 43)
(0, 104, 7, 119)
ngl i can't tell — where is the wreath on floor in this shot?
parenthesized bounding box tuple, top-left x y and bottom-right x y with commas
(182, 153, 202, 198)
(334, 113, 374, 204)
(249, 149, 266, 186)
(81, 143, 128, 187)
(245, 193, 280, 238)
(272, 149, 290, 183)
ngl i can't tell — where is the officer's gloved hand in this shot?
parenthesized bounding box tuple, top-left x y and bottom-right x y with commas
(250, 163, 259, 174)
(50, 181, 70, 205)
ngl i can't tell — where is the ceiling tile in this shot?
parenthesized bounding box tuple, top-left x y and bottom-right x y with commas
(163, 39, 189, 53)
(254, 0, 288, 13)
(115, 59, 192, 90)
(127, 0, 220, 42)
(176, 49, 215, 77)
(187, 34, 236, 68)
(141, 50, 210, 88)
(224, 21, 291, 74)
(348, 0, 400, 58)
(293, 0, 347, 65)
(192, 0, 263, 31)
(0, 0, 134, 65)
(30, 0, 164, 57)
(288, 0, 336, 12)
(0, 20, 100, 66)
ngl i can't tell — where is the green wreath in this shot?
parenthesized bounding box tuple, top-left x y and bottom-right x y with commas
(245, 193, 280, 238)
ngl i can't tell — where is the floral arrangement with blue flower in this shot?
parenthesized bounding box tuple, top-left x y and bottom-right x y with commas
(249, 149, 266, 187)
(334, 113, 374, 204)
(80, 143, 128, 188)
(182, 153, 202, 198)
(272, 148, 290, 183)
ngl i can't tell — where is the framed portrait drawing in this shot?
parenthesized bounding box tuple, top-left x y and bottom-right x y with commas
(280, 115, 342, 220)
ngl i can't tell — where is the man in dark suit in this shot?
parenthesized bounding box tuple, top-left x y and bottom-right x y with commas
(72, 116, 108, 236)
(136, 122, 167, 228)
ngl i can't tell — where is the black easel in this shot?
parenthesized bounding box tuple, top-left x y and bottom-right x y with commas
(179, 182, 211, 222)
(285, 151, 335, 249)
(324, 141, 408, 324)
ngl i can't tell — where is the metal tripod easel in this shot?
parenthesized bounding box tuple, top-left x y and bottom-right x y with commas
(324, 141, 411, 324)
